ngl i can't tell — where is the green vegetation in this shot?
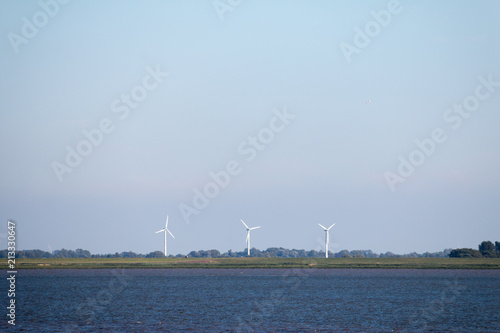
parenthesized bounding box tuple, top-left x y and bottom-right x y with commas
(2, 257, 500, 270)
(0, 247, 454, 259)
(2, 241, 498, 262)
(449, 241, 500, 258)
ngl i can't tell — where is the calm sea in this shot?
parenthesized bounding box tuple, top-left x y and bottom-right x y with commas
(3, 269, 499, 332)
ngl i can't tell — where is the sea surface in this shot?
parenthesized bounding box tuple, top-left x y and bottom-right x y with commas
(2, 269, 499, 332)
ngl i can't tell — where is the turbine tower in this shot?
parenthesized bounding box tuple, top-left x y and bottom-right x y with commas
(318, 223, 335, 258)
(241, 219, 261, 256)
(156, 216, 175, 256)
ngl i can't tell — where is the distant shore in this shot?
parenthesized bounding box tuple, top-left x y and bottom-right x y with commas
(3, 257, 500, 270)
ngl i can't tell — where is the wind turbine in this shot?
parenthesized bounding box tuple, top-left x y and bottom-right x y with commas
(318, 223, 335, 258)
(241, 219, 261, 256)
(156, 216, 175, 256)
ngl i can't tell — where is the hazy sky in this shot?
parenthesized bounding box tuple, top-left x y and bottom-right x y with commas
(1, 0, 499, 255)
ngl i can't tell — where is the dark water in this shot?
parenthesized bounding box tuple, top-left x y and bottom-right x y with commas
(2, 269, 499, 332)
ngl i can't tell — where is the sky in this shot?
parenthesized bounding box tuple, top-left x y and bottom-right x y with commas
(1, 0, 499, 256)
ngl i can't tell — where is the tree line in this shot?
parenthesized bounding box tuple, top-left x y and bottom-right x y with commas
(2, 241, 497, 259)
(449, 241, 500, 258)
(1, 247, 453, 259)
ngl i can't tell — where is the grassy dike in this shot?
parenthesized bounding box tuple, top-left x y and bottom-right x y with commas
(2, 257, 500, 269)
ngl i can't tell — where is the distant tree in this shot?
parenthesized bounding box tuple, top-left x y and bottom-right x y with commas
(443, 248, 453, 257)
(206, 249, 221, 258)
(307, 250, 320, 257)
(361, 250, 379, 258)
(449, 248, 482, 258)
(188, 251, 200, 258)
(403, 252, 419, 258)
(250, 248, 261, 257)
(121, 251, 138, 258)
(479, 241, 495, 257)
(16, 250, 27, 258)
(75, 249, 91, 258)
(350, 250, 366, 258)
(30, 249, 51, 258)
(54, 248, 70, 258)
(261, 251, 273, 257)
(496, 242, 500, 255)
(236, 250, 247, 257)
(146, 251, 165, 258)
(337, 250, 351, 258)
(295, 249, 307, 257)
(25, 250, 36, 258)
(381, 251, 398, 258)
(264, 247, 280, 257)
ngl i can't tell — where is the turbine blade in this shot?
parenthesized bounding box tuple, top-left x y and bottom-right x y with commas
(240, 219, 249, 229)
(318, 223, 327, 230)
(250, 226, 261, 230)
(156, 229, 165, 233)
(165, 216, 169, 228)
(327, 223, 335, 230)
(167, 229, 175, 239)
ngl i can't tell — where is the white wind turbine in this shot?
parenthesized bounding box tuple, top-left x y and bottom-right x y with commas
(241, 219, 261, 256)
(155, 216, 175, 256)
(318, 223, 335, 258)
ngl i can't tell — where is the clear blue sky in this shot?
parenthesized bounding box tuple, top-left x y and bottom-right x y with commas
(1, 0, 499, 255)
